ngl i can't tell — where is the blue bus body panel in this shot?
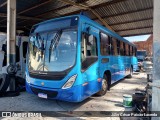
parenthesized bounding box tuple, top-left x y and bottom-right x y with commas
(26, 15, 138, 102)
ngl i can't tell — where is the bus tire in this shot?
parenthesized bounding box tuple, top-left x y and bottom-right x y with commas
(96, 74, 108, 96)
(0, 74, 11, 93)
(128, 67, 133, 78)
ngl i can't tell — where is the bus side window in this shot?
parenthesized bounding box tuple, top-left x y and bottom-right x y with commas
(128, 45, 130, 56)
(120, 41, 124, 56)
(117, 39, 120, 55)
(100, 32, 110, 55)
(81, 33, 98, 71)
(112, 37, 118, 55)
(133, 47, 137, 56)
(125, 43, 129, 56)
(110, 37, 114, 55)
(81, 33, 85, 62)
(130, 45, 133, 56)
(81, 33, 97, 57)
(132, 47, 134, 56)
(123, 42, 126, 56)
(87, 35, 97, 56)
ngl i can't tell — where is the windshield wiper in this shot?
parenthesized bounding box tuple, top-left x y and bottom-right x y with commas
(49, 30, 62, 62)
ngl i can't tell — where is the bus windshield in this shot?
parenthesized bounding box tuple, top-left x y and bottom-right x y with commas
(28, 30, 77, 72)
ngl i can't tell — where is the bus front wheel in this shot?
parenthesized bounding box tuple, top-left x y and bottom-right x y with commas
(96, 74, 108, 96)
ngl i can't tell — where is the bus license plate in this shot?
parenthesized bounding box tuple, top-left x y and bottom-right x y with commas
(38, 93, 47, 99)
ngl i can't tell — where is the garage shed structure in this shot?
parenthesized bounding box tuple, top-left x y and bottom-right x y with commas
(0, 0, 153, 36)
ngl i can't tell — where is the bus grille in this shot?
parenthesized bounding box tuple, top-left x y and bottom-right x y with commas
(30, 87, 58, 98)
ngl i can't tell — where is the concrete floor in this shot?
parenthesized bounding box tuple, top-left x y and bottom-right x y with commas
(0, 72, 147, 120)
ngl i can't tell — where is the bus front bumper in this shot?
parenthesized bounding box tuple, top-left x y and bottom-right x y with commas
(26, 82, 88, 102)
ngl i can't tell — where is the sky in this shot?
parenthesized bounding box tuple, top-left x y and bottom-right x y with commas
(124, 34, 151, 42)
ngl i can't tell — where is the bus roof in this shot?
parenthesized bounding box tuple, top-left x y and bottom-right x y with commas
(32, 15, 136, 48)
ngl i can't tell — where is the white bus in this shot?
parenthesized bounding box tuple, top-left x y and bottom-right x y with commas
(0, 33, 28, 93)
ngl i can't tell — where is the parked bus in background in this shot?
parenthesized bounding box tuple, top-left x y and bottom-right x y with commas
(0, 35, 28, 93)
(26, 15, 138, 102)
(137, 50, 147, 62)
(136, 50, 147, 71)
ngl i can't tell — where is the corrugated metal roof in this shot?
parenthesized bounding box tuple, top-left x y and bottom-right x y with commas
(0, 0, 153, 36)
(85, 0, 111, 7)
(118, 27, 152, 36)
(22, 1, 67, 17)
(104, 9, 153, 25)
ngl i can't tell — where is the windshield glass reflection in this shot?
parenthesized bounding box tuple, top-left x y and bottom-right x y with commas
(28, 30, 77, 72)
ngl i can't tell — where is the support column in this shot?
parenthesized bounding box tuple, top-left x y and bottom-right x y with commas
(7, 0, 16, 91)
(152, 0, 160, 119)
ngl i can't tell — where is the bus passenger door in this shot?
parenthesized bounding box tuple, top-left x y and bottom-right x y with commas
(81, 24, 101, 96)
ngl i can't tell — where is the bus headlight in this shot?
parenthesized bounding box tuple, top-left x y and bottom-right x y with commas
(62, 75, 77, 89)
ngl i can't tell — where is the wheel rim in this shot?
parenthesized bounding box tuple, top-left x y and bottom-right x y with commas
(102, 79, 107, 91)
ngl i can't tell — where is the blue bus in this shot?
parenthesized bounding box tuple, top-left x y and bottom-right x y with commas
(26, 15, 138, 102)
